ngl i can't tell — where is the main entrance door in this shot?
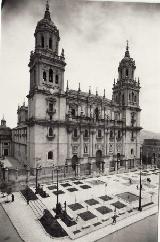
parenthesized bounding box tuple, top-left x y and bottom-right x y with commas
(71, 155, 78, 170)
(3, 149, 8, 156)
(96, 150, 103, 171)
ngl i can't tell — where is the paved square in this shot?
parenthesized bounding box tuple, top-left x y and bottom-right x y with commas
(73, 181, 83, 185)
(85, 199, 99, 206)
(111, 201, 126, 209)
(116, 192, 139, 203)
(53, 190, 65, 195)
(78, 211, 96, 221)
(60, 183, 72, 187)
(67, 188, 78, 192)
(68, 203, 84, 211)
(99, 195, 112, 201)
(47, 185, 57, 190)
(96, 206, 113, 214)
(80, 185, 91, 189)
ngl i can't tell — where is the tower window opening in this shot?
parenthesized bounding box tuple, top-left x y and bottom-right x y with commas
(132, 92, 134, 102)
(98, 129, 102, 138)
(134, 95, 137, 103)
(55, 74, 59, 84)
(49, 69, 53, 82)
(34, 70, 36, 84)
(118, 130, 121, 139)
(49, 103, 53, 112)
(49, 37, 52, 49)
(126, 69, 128, 77)
(131, 149, 134, 155)
(43, 71, 46, 81)
(84, 129, 89, 138)
(131, 131, 134, 139)
(122, 94, 125, 105)
(48, 127, 53, 137)
(95, 107, 99, 121)
(71, 108, 76, 117)
(84, 144, 88, 153)
(41, 35, 44, 48)
(73, 128, 78, 138)
(49, 115, 52, 120)
(48, 151, 53, 160)
(110, 130, 113, 138)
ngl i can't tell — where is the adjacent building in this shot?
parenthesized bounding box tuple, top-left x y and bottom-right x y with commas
(0, 118, 12, 157)
(142, 139, 160, 167)
(12, 3, 142, 174)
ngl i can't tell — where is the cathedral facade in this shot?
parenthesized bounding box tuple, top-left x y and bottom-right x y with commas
(12, 3, 142, 174)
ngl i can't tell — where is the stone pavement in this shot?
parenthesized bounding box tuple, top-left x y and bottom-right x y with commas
(0, 169, 159, 242)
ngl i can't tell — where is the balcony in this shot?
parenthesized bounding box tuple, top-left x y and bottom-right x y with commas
(46, 108, 56, 115)
(46, 134, 55, 140)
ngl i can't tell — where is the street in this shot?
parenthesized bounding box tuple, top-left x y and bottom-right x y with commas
(0, 204, 23, 242)
(96, 213, 158, 242)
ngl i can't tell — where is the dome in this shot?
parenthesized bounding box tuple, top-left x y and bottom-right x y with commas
(34, 2, 59, 37)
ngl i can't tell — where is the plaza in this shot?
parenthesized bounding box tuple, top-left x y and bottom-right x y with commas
(0, 169, 159, 242)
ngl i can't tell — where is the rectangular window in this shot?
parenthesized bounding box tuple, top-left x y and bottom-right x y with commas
(98, 129, 102, 138)
(49, 103, 53, 111)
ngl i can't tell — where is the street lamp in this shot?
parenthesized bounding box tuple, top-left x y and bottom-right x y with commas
(55, 166, 60, 218)
(138, 146, 142, 212)
(35, 166, 42, 194)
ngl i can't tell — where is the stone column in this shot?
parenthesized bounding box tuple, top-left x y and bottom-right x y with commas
(89, 131, 92, 157)
(80, 131, 84, 158)
(15, 168, 18, 180)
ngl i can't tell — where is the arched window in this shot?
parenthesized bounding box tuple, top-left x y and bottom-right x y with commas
(49, 103, 53, 111)
(131, 149, 134, 155)
(71, 108, 76, 117)
(122, 94, 125, 105)
(48, 151, 53, 160)
(110, 130, 113, 138)
(34, 70, 36, 83)
(118, 130, 121, 139)
(49, 127, 53, 137)
(41, 35, 44, 48)
(84, 129, 88, 138)
(98, 129, 102, 138)
(132, 92, 134, 102)
(95, 107, 99, 121)
(49, 37, 52, 49)
(126, 69, 128, 77)
(43, 71, 46, 81)
(55, 74, 59, 84)
(134, 95, 137, 103)
(129, 93, 131, 101)
(49, 69, 53, 82)
(73, 128, 77, 138)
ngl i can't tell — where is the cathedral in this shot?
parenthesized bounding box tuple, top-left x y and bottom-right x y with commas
(12, 3, 142, 175)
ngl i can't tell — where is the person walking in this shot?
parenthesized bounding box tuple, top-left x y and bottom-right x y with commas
(112, 214, 116, 224)
(11, 194, 14, 202)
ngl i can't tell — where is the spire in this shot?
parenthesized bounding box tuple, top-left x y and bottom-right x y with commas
(103, 89, 106, 98)
(89, 86, 91, 95)
(66, 80, 69, 92)
(78, 82, 81, 92)
(44, 0, 51, 21)
(96, 87, 98, 96)
(125, 40, 130, 57)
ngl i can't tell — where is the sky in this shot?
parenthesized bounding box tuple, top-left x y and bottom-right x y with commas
(1, 0, 160, 132)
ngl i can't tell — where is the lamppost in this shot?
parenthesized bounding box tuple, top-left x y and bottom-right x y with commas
(52, 164, 54, 183)
(35, 166, 41, 194)
(138, 146, 142, 212)
(26, 166, 30, 205)
(55, 166, 60, 218)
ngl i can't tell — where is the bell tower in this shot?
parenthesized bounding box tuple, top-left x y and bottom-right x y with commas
(28, 1, 66, 94)
(112, 41, 140, 108)
(112, 41, 142, 163)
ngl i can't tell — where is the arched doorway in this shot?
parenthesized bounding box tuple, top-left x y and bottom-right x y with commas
(71, 155, 78, 170)
(96, 150, 102, 169)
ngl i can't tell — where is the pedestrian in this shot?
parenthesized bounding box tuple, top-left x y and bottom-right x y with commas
(11, 194, 14, 202)
(112, 214, 116, 224)
(64, 201, 67, 212)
